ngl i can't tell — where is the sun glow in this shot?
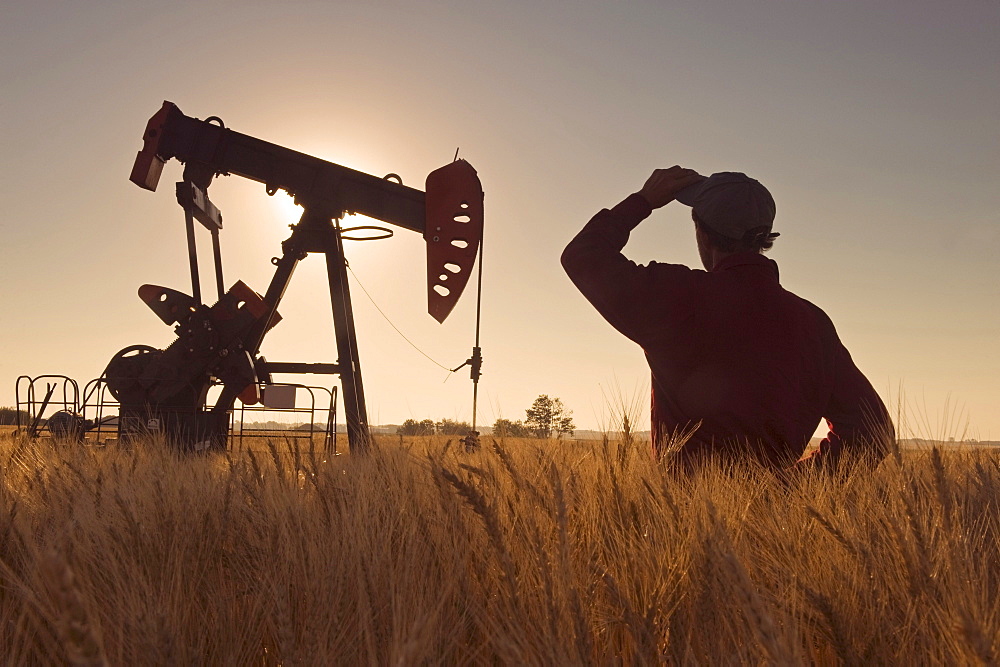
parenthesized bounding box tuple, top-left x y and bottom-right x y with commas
(264, 190, 305, 227)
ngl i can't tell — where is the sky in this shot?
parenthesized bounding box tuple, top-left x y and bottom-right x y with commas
(2, 0, 997, 440)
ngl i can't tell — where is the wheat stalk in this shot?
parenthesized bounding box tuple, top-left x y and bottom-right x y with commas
(39, 549, 107, 667)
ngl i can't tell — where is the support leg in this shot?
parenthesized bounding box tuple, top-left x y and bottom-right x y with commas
(325, 229, 371, 453)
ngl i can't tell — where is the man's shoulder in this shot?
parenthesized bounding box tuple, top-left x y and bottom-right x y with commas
(777, 286, 840, 333)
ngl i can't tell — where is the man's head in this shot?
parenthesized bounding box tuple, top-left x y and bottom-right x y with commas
(674, 172, 779, 268)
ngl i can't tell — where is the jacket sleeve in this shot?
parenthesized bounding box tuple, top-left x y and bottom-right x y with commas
(561, 193, 692, 343)
(805, 342, 895, 469)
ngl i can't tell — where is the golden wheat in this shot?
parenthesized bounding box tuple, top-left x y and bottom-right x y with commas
(0, 431, 998, 663)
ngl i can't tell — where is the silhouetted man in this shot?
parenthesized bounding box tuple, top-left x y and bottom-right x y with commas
(562, 166, 893, 470)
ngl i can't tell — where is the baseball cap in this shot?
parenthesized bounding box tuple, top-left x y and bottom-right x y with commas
(674, 172, 777, 241)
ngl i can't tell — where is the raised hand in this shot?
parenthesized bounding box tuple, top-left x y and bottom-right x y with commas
(638, 166, 703, 209)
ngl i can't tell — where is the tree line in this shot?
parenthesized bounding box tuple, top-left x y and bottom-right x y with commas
(0, 408, 31, 426)
(397, 394, 575, 439)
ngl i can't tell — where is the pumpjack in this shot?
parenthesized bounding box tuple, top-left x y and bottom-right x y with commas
(43, 101, 484, 453)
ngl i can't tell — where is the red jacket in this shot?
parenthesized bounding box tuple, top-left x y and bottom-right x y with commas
(561, 193, 893, 469)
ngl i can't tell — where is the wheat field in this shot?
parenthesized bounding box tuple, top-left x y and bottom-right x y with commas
(0, 430, 997, 665)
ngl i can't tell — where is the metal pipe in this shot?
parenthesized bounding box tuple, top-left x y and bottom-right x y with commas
(211, 229, 225, 300)
(183, 205, 202, 304)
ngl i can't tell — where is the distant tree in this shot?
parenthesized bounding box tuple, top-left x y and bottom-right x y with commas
(0, 407, 31, 426)
(397, 419, 436, 436)
(492, 418, 532, 438)
(436, 418, 472, 435)
(294, 423, 328, 431)
(525, 395, 575, 439)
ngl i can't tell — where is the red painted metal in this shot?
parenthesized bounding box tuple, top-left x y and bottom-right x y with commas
(424, 160, 484, 323)
(129, 101, 174, 191)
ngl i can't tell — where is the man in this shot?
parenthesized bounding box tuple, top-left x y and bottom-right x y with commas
(561, 166, 893, 470)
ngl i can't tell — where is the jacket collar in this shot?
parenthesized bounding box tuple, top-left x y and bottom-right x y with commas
(711, 252, 780, 281)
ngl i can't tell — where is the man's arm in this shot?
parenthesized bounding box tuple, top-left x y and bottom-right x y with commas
(561, 193, 656, 340)
(561, 167, 702, 340)
(802, 344, 895, 469)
